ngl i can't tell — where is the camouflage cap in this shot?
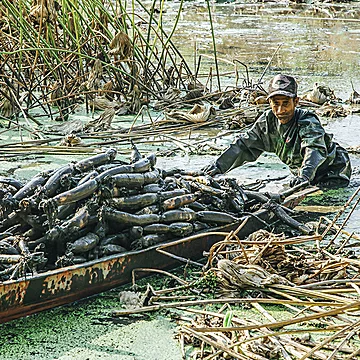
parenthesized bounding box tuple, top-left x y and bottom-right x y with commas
(267, 74, 298, 100)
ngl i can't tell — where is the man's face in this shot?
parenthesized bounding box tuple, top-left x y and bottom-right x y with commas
(268, 95, 299, 124)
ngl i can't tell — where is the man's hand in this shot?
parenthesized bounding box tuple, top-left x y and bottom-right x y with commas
(201, 162, 222, 176)
(290, 176, 309, 187)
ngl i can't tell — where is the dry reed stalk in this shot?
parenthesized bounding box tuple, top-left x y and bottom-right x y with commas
(152, 295, 200, 302)
(328, 193, 360, 246)
(270, 284, 353, 303)
(344, 347, 360, 359)
(206, 324, 342, 359)
(224, 234, 321, 246)
(171, 283, 359, 359)
(321, 186, 360, 244)
(298, 320, 360, 360)
(111, 298, 343, 317)
(181, 305, 337, 360)
(205, 218, 250, 268)
(299, 278, 360, 289)
(131, 267, 189, 289)
(251, 302, 292, 360)
(335, 231, 355, 254)
(322, 249, 360, 269)
(326, 321, 360, 359)
(349, 282, 360, 296)
(181, 326, 250, 360)
(203, 324, 344, 360)
(255, 294, 358, 358)
(191, 300, 360, 333)
(257, 43, 282, 86)
(155, 247, 204, 268)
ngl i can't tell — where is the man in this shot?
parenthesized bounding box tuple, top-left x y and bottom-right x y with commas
(203, 74, 351, 187)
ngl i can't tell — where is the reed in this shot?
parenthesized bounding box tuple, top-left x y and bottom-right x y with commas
(206, 0, 221, 92)
(0, 0, 194, 125)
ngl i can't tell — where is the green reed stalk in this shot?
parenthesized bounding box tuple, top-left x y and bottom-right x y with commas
(134, 0, 192, 76)
(145, 0, 184, 76)
(115, 4, 191, 92)
(164, 0, 184, 48)
(153, 0, 165, 51)
(3, 0, 62, 65)
(17, 0, 25, 76)
(145, 0, 156, 61)
(205, 0, 221, 92)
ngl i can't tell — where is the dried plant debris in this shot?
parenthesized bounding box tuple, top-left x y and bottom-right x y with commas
(178, 300, 360, 360)
(43, 119, 84, 135)
(29, 0, 57, 25)
(216, 258, 292, 291)
(222, 106, 262, 130)
(110, 187, 360, 359)
(164, 104, 215, 124)
(347, 145, 360, 154)
(81, 59, 104, 92)
(58, 134, 84, 147)
(301, 83, 337, 105)
(118, 290, 144, 309)
(0, 88, 16, 119)
(153, 88, 186, 110)
(83, 107, 116, 132)
(348, 82, 360, 104)
(109, 31, 133, 60)
(208, 221, 359, 290)
(87, 97, 123, 111)
(315, 103, 348, 118)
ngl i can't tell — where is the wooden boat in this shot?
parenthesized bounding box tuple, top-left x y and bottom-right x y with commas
(0, 187, 315, 323)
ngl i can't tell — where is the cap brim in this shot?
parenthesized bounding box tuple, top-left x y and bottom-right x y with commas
(266, 90, 297, 100)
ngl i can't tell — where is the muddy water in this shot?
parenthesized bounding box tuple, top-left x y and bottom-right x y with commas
(167, 1, 360, 99)
(1, 2, 360, 359)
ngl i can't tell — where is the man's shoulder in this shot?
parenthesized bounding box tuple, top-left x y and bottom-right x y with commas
(256, 108, 276, 123)
(250, 109, 279, 136)
(296, 108, 321, 125)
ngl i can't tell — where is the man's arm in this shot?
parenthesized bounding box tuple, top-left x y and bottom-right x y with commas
(203, 118, 267, 175)
(215, 132, 264, 173)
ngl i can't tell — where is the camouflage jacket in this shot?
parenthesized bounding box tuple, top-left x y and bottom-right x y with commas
(216, 108, 351, 184)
